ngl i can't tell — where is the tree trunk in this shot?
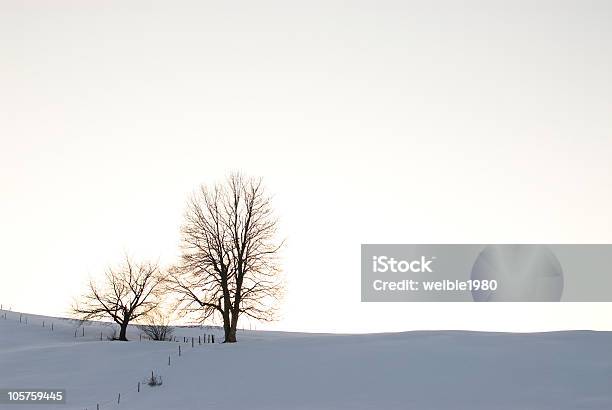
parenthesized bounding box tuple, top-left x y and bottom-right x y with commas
(227, 307, 239, 343)
(225, 326, 237, 343)
(222, 312, 236, 343)
(118, 323, 128, 341)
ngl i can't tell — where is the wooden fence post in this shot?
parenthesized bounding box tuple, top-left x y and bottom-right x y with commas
(117, 393, 120, 404)
(179, 345, 181, 356)
(138, 382, 140, 392)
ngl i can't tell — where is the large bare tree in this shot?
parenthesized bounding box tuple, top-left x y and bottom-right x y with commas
(72, 256, 163, 341)
(167, 174, 283, 342)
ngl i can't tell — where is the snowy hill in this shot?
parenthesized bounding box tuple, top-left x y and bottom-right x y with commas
(0, 310, 611, 410)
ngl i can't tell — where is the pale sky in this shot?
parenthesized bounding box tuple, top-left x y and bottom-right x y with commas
(1, 0, 611, 332)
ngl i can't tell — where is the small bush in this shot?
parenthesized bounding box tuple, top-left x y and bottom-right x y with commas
(106, 327, 118, 341)
(137, 310, 175, 341)
(146, 372, 163, 387)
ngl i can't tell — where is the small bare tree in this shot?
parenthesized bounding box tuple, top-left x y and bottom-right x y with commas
(72, 256, 163, 341)
(166, 173, 283, 342)
(137, 309, 175, 341)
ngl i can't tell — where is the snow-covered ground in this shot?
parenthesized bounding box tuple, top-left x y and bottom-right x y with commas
(0, 310, 611, 410)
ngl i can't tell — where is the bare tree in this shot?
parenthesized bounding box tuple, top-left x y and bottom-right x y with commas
(166, 173, 283, 342)
(137, 308, 175, 341)
(72, 256, 163, 341)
